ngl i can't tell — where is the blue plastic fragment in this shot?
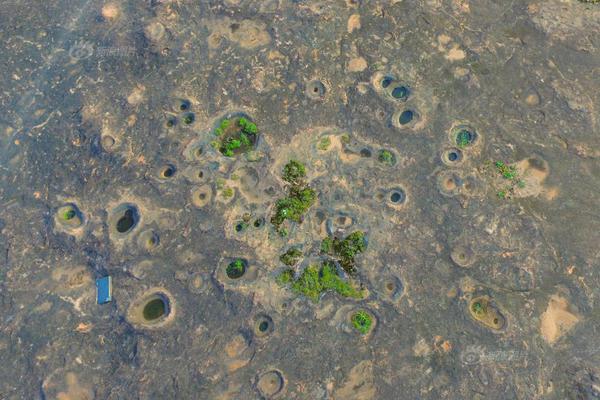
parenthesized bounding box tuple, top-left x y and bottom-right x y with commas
(96, 276, 112, 304)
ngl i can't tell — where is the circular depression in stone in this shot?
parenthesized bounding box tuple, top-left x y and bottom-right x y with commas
(174, 98, 191, 112)
(469, 296, 506, 331)
(191, 185, 212, 208)
(183, 141, 204, 161)
(436, 171, 462, 197)
(389, 189, 406, 205)
(387, 83, 410, 101)
(392, 109, 420, 129)
(254, 313, 274, 337)
(159, 163, 176, 179)
(110, 204, 140, 235)
(451, 125, 479, 149)
(306, 79, 326, 100)
(381, 275, 404, 302)
(379, 75, 394, 89)
(398, 109, 414, 125)
(181, 112, 195, 125)
(165, 115, 177, 128)
(226, 258, 248, 279)
(138, 229, 159, 251)
(441, 148, 464, 166)
(127, 288, 176, 329)
(256, 370, 285, 398)
(56, 203, 83, 229)
(450, 244, 475, 268)
(101, 135, 116, 151)
(347, 308, 377, 336)
(188, 273, 205, 293)
(253, 217, 265, 228)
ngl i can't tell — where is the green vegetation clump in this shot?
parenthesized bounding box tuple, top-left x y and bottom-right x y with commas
(222, 187, 234, 198)
(271, 160, 316, 231)
(214, 119, 230, 136)
(214, 117, 258, 157)
(282, 160, 306, 185)
(492, 160, 525, 200)
(280, 247, 303, 266)
(276, 269, 294, 285)
(278, 262, 363, 302)
(351, 310, 373, 334)
(226, 259, 246, 279)
(317, 136, 331, 151)
(495, 161, 517, 180)
(321, 231, 367, 275)
(378, 149, 395, 165)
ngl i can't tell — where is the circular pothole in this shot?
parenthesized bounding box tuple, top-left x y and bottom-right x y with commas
(451, 125, 478, 149)
(256, 370, 285, 399)
(306, 80, 326, 100)
(138, 229, 159, 251)
(349, 309, 375, 335)
(183, 140, 205, 162)
(389, 189, 406, 204)
(188, 273, 205, 293)
(143, 297, 167, 321)
(253, 217, 265, 228)
(159, 164, 176, 179)
(379, 75, 394, 89)
(165, 115, 177, 128)
(441, 147, 464, 166)
(176, 99, 191, 112)
(360, 148, 372, 158)
(101, 135, 116, 150)
(127, 289, 175, 329)
(226, 259, 248, 279)
(191, 185, 212, 208)
(437, 171, 462, 197)
(469, 296, 506, 331)
(387, 83, 410, 101)
(450, 244, 476, 268)
(181, 112, 195, 125)
(110, 204, 140, 235)
(398, 109, 414, 125)
(254, 313, 274, 338)
(56, 203, 83, 229)
(381, 276, 403, 302)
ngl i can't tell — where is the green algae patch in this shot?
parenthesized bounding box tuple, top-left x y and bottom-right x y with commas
(278, 263, 363, 303)
(279, 247, 303, 266)
(226, 259, 247, 279)
(213, 116, 259, 157)
(321, 231, 367, 275)
(271, 160, 317, 232)
(378, 149, 396, 166)
(351, 310, 373, 334)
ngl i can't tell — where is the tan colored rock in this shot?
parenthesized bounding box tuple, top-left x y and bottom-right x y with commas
(347, 14, 361, 33)
(348, 57, 367, 72)
(540, 294, 580, 345)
